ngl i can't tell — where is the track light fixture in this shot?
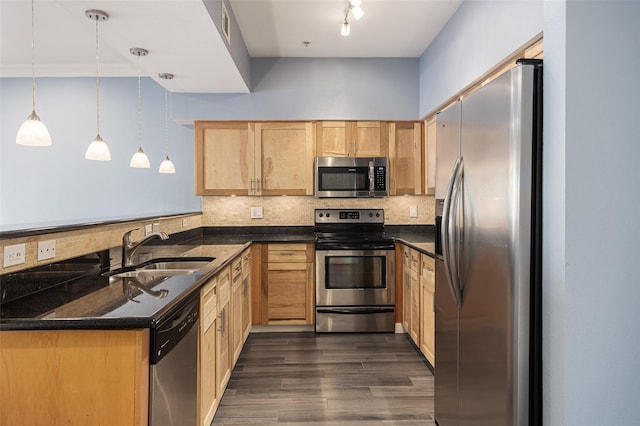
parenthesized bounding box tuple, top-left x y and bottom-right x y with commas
(341, 0, 364, 36)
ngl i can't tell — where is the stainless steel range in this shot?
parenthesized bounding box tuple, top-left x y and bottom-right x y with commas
(314, 208, 396, 333)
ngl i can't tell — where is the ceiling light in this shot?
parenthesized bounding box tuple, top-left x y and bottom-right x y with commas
(129, 47, 150, 169)
(340, 0, 363, 36)
(341, 20, 351, 36)
(16, 0, 51, 147)
(158, 73, 176, 174)
(85, 10, 111, 161)
(351, 5, 364, 20)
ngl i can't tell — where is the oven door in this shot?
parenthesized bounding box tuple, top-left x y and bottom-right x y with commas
(315, 249, 395, 306)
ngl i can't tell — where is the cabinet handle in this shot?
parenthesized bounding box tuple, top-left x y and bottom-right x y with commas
(218, 307, 226, 333)
(235, 264, 242, 272)
(279, 251, 295, 256)
(242, 277, 248, 295)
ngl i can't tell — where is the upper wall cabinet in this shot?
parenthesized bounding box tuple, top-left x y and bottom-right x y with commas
(254, 122, 316, 196)
(388, 121, 422, 195)
(424, 117, 436, 195)
(316, 121, 387, 158)
(195, 121, 315, 196)
(195, 121, 254, 196)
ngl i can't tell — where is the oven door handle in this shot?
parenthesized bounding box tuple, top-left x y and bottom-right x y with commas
(317, 307, 395, 315)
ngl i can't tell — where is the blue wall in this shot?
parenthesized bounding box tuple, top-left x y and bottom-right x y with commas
(172, 58, 419, 122)
(0, 57, 419, 230)
(0, 77, 201, 230)
(419, 0, 543, 117)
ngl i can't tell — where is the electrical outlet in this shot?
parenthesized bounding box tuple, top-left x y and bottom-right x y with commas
(250, 207, 263, 219)
(37, 240, 56, 261)
(3, 243, 26, 267)
(409, 205, 418, 218)
(182, 218, 188, 228)
(144, 224, 153, 235)
(153, 223, 160, 232)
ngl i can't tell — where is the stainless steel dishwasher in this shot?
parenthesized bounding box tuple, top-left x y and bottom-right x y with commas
(149, 292, 199, 426)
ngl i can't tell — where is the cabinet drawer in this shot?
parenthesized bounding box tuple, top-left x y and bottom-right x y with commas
(232, 257, 242, 288)
(421, 254, 435, 292)
(217, 267, 231, 307)
(410, 249, 420, 272)
(267, 243, 312, 263)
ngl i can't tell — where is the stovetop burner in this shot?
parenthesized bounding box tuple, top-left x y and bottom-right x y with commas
(314, 209, 394, 250)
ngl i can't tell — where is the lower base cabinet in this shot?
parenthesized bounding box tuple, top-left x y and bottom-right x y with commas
(199, 277, 218, 426)
(420, 254, 435, 366)
(260, 243, 314, 325)
(0, 329, 150, 426)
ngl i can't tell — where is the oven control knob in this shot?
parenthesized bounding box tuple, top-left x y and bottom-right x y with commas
(376, 213, 380, 217)
(319, 213, 323, 217)
(369, 213, 373, 217)
(326, 213, 331, 217)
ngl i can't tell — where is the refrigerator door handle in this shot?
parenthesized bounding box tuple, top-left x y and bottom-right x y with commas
(442, 156, 463, 308)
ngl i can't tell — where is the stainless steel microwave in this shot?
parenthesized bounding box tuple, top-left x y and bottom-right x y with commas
(314, 156, 389, 198)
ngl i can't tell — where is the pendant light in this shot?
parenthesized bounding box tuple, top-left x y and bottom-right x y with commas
(129, 47, 150, 168)
(158, 73, 176, 174)
(84, 9, 111, 161)
(16, 0, 52, 146)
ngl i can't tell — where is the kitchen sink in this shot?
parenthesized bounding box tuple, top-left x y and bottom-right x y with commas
(104, 257, 215, 279)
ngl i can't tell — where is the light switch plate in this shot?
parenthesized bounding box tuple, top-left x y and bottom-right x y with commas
(37, 240, 56, 261)
(4, 243, 26, 267)
(251, 207, 263, 219)
(409, 205, 418, 218)
(144, 224, 153, 235)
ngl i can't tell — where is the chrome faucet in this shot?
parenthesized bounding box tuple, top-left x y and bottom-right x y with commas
(121, 227, 169, 267)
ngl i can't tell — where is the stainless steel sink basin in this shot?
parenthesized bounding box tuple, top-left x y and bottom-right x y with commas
(104, 256, 215, 279)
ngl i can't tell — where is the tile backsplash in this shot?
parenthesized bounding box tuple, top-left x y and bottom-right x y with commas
(202, 195, 435, 226)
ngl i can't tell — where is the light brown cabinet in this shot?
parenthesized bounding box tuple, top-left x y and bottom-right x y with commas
(420, 254, 435, 366)
(194, 121, 315, 196)
(423, 117, 437, 195)
(199, 277, 218, 426)
(194, 121, 254, 196)
(241, 248, 252, 340)
(230, 257, 244, 364)
(316, 121, 387, 157)
(0, 329, 149, 426)
(260, 243, 314, 325)
(215, 265, 232, 397)
(254, 122, 316, 196)
(389, 121, 422, 195)
(402, 245, 425, 348)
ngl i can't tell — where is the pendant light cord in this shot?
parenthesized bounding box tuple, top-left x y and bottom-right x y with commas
(137, 54, 142, 149)
(164, 88, 169, 155)
(95, 17, 100, 136)
(30, 0, 36, 112)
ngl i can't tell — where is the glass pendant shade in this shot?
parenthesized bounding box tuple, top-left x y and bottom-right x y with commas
(351, 5, 364, 20)
(130, 147, 150, 168)
(159, 155, 176, 174)
(85, 134, 111, 161)
(16, 111, 52, 146)
(341, 21, 350, 36)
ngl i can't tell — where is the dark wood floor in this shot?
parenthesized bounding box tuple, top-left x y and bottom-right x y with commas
(212, 332, 435, 425)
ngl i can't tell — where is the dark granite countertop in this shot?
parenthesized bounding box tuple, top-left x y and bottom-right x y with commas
(0, 225, 435, 331)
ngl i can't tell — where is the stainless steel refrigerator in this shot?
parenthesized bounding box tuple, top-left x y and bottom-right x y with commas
(434, 59, 542, 426)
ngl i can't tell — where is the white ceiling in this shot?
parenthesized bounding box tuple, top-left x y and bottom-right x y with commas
(0, 0, 462, 93)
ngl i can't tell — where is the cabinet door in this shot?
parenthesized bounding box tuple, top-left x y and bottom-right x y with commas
(389, 122, 422, 195)
(353, 121, 387, 157)
(241, 249, 252, 341)
(316, 121, 350, 157)
(316, 121, 386, 157)
(420, 254, 435, 366)
(254, 122, 315, 196)
(194, 121, 255, 195)
(231, 258, 243, 365)
(410, 266, 420, 345)
(199, 279, 217, 426)
(402, 246, 411, 333)
(424, 117, 437, 195)
(216, 268, 231, 396)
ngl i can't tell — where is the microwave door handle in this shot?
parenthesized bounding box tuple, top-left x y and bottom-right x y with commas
(369, 160, 374, 196)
